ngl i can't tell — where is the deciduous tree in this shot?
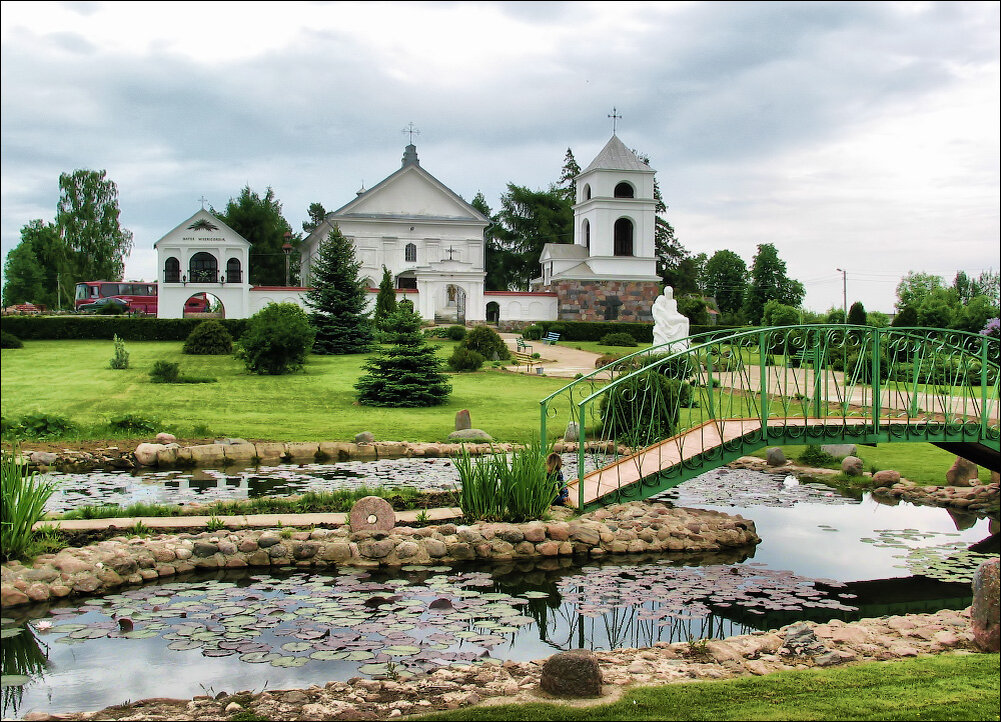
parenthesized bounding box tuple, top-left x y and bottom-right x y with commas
(703, 250, 747, 316)
(56, 169, 133, 285)
(742, 243, 804, 324)
(216, 186, 298, 286)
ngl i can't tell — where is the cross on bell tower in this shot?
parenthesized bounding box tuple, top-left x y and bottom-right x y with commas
(608, 107, 622, 134)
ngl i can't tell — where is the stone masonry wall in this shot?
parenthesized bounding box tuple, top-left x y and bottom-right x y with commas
(543, 280, 661, 322)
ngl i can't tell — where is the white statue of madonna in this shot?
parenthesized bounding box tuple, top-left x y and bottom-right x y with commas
(651, 286, 689, 350)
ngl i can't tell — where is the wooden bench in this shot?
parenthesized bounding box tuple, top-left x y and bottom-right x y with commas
(516, 338, 533, 353)
(512, 351, 536, 370)
(542, 332, 561, 345)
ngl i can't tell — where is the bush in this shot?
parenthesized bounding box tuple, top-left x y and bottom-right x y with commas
(11, 413, 75, 439)
(1, 447, 58, 560)
(523, 325, 544, 341)
(453, 442, 556, 522)
(183, 320, 233, 355)
(1, 331, 23, 348)
(463, 325, 510, 361)
(600, 332, 639, 347)
(798, 446, 837, 467)
(108, 414, 159, 434)
(109, 334, 130, 369)
(0, 316, 248, 342)
(149, 360, 180, 383)
(448, 346, 485, 372)
(446, 325, 468, 341)
(599, 371, 688, 444)
(237, 303, 316, 375)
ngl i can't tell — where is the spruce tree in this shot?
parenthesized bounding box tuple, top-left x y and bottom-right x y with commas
(355, 305, 451, 407)
(305, 225, 372, 354)
(374, 265, 397, 330)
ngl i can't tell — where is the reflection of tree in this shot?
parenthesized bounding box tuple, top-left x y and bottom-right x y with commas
(1, 623, 49, 718)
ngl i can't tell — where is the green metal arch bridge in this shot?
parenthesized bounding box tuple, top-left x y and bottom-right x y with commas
(539, 325, 1000, 512)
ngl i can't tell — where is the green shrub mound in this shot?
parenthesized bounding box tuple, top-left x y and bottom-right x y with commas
(798, 445, 838, 467)
(237, 303, 316, 375)
(183, 320, 233, 355)
(600, 332, 638, 347)
(448, 346, 485, 372)
(108, 414, 159, 434)
(522, 325, 543, 341)
(149, 360, 180, 383)
(0, 316, 248, 341)
(4, 413, 75, 439)
(1, 331, 23, 348)
(599, 371, 691, 445)
(446, 325, 468, 341)
(463, 325, 510, 361)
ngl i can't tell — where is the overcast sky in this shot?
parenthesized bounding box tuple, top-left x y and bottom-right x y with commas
(2, 1, 998, 313)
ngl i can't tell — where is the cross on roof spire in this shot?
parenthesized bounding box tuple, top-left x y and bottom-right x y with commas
(402, 122, 421, 144)
(198, 195, 209, 210)
(608, 107, 622, 134)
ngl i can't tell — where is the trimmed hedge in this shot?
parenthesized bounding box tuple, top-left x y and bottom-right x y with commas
(529, 321, 746, 343)
(0, 316, 248, 341)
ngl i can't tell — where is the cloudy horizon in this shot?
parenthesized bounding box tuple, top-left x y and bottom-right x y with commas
(2, 1, 998, 313)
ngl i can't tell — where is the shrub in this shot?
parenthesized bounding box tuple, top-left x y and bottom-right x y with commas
(599, 371, 689, 444)
(0, 316, 248, 341)
(1, 447, 58, 561)
(523, 325, 544, 341)
(14, 413, 75, 439)
(237, 303, 316, 375)
(108, 414, 158, 434)
(600, 332, 638, 347)
(798, 446, 837, 467)
(149, 360, 180, 383)
(109, 334, 130, 369)
(99, 301, 126, 315)
(446, 325, 468, 341)
(463, 325, 510, 361)
(1, 331, 23, 348)
(448, 346, 485, 372)
(183, 320, 233, 355)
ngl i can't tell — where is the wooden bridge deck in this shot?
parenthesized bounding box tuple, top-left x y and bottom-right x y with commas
(566, 416, 905, 508)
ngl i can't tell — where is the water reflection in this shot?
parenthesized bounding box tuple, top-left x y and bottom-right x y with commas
(0, 622, 49, 719)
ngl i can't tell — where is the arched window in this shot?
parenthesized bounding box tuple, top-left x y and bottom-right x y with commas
(614, 182, 635, 198)
(486, 301, 500, 323)
(164, 257, 180, 283)
(582, 219, 590, 250)
(226, 258, 242, 284)
(583, 184, 591, 201)
(189, 252, 218, 283)
(613, 218, 634, 256)
(405, 243, 417, 262)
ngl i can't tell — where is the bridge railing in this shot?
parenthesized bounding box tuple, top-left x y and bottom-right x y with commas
(539, 325, 999, 508)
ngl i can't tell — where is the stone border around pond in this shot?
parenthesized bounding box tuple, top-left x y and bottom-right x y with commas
(16, 607, 983, 722)
(0, 502, 759, 609)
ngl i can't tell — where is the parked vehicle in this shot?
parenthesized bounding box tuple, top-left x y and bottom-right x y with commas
(78, 296, 130, 313)
(74, 281, 209, 315)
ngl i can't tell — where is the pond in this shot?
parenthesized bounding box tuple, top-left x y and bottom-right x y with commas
(2, 467, 996, 718)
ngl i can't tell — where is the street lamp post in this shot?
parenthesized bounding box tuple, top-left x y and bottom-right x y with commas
(836, 268, 847, 322)
(283, 232, 293, 287)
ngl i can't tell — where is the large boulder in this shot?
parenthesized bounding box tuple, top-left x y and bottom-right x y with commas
(872, 469, 901, 485)
(447, 429, 493, 442)
(765, 447, 787, 466)
(946, 457, 978, 487)
(971, 557, 999, 652)
(454, 409, 471, 431)
(822, 444, 856, 459)
(841, 456, 864, 477)
(134, 443, 166, 466)
(539, 649, 603, 697)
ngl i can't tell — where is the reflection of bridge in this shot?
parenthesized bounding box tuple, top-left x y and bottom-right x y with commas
(540, 326, 1000, 511)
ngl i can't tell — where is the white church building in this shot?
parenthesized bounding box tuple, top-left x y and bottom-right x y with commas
(153, 135, 659, 324)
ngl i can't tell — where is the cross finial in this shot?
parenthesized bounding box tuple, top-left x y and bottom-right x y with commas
(198, 195, 209, 210)
(446, 246, 456, 260)
(608, 107, 622, 134)
(402, 122, 421, 144)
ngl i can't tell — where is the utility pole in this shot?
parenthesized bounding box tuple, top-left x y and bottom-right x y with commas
(836, 268, 847, 322)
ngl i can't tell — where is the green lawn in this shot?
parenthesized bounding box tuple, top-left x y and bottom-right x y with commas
(413, 653, 1000, 721)
(1, 340, 568, 442)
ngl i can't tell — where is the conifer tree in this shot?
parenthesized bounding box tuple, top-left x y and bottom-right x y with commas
(374, 265, 397, 330)
(355, 305, 451, 407)
(304, 225, 372, 354)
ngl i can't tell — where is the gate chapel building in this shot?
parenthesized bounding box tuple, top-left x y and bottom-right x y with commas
(154, 134, 661, 323)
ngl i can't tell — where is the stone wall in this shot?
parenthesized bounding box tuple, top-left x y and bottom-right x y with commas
(0, 502, 758, 608)
(541, 280, 661, 322)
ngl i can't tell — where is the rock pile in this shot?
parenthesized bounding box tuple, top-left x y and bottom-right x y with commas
(872, 478, 999, 513)
(1, 502, 759, 608)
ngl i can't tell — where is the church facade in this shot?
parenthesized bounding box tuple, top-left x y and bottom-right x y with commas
(153, 135, 659, 324)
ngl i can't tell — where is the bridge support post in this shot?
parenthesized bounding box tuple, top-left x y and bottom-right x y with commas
(577, 402, 588, 509)
(759, 331, 769, 437)
(872, 329, 881, 437)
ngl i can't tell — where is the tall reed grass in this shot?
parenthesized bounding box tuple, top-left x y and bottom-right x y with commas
(453, 441, 556, 522)
(1, 447, 58, 561)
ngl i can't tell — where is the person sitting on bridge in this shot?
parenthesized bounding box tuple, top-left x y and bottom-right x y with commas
(547, 452, 569, 506)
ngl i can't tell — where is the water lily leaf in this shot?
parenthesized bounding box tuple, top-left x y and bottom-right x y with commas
(310, 650, 348, 661)
(281, 642, 312, 653)
(240, 651, 281, 664)
(271, 655, 309, 668)
(122, 629, 160, 639)
(521, 591, 549, 599)
(0, 628, 21, 639)
(168, 640, 203, 650)
(345, 650, 376, 661)
(0, 675, 31, 688)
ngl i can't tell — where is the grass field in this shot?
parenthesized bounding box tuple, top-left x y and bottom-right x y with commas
(413, 653, 1000, 722)
(1, 340, 569, 442)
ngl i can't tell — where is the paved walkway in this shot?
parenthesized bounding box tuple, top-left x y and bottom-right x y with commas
(498, 333, 603, 378)
(36, 506, 463, 532)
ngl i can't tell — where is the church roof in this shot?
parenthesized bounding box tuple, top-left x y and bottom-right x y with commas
(583, 134, 653, 173)
(153, 209, 250, 248)
(539, 243, 589, 262)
